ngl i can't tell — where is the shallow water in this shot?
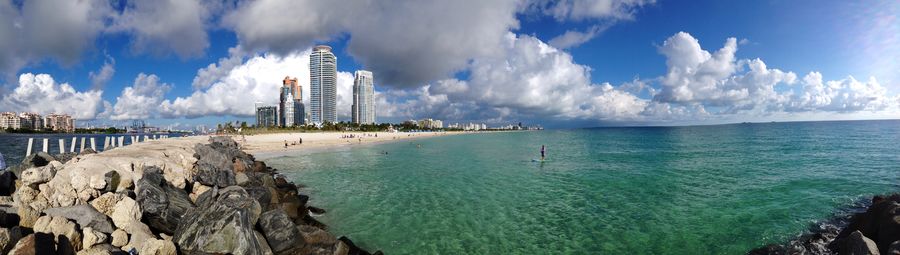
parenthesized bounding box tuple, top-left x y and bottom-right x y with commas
(266, 120, 900, 254)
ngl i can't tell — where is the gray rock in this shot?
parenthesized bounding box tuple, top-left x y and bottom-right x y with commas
(888, 240, 900, 255)
(42, 204, 116, 234)
(20, 165, 56, 187)
(135, 166, 194, 234)
(8, 152, 54, 178)
(832, 230, 880, 255)
(258, 209, 303, 253)
(52, 152, 78, 165)
(173, 186, 268, 255)
(191, 137, 255, 187)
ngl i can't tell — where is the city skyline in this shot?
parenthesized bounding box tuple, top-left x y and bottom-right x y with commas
(0, 1, 898, 129)
(352, 70, 375, 125)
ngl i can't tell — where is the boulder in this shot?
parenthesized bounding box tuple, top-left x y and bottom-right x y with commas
(173, 186, 269, 255)
(15, 204, 40, 228)
(888, 240, 900, 255)
(0, 226, 23, 254)
(298, 225, 337, 247)
(832, 230, 881, 255)
(258, 209, 303, 253)
(110, 229, 128, 247)
(830, 195, 900, 254)
(0, 209, 20, 228)
(122, 222, 154, 253)
(0, 170, 17, 196)
(8, 152, 55, 178)
(135, 166, 194, 234)
(32, 216, 82, 253)
(110, 197, 141, 232)
(192, 160, 236, 188)
(8, 232, 57, 255)
(308, 206, 326, 215)
(337, 236, 380, 255)
(139, 239, 177, 255)
(81, 227, 107, 250)
(43, 204, 115, 233)
(189, 182, 212, 202)
(52, 152, 78, 165)
(75, 244, 119, 255)
(90, 192, 124, 216)
(20, 165, 56, 187)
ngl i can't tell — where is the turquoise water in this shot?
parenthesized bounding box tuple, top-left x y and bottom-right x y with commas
(266, 120, 900, 254)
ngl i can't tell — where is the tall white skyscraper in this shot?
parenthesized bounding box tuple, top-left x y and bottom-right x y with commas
(352, 70, 375, 124)
(310, 45, 337, 124)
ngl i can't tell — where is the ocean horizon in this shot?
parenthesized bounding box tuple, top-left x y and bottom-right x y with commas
(265, 119, 900, 254)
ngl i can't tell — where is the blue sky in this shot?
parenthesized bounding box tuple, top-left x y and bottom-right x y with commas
(1, 0, 898, 129)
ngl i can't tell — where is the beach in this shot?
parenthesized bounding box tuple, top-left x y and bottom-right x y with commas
(230, 131, 466, 159)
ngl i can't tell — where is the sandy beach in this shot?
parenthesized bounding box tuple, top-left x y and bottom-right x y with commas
(212, 131, 465, 159)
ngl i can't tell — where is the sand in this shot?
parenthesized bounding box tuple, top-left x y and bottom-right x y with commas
(177, 131, 463, 159)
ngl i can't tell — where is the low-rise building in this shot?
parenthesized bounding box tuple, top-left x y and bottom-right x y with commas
(0, 112, 21, 130)
(44, 114, 74, 132)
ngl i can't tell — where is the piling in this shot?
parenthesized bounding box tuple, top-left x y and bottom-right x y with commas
(42, 138, 48, 153)
(58, 139, 64, 154)
(26, 138, 33, 156)
(90, 138, 96, 151)
(81, 137, 86, 152)
(70, 137, 76, 152)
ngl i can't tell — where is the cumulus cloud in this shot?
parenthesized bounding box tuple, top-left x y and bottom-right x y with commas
(375, 33, 655, 123)
(783, 72, 893, 113)
(224, 0, 521, 87)
(0, 0, 112, 77)
(161, 50, 311, 118)
(110, 73, 172, 120)
(108, 0, 210, 58)
(89, 55, 115, 90)
(192, 46, 245, 90)
(0, 73, 105, 119)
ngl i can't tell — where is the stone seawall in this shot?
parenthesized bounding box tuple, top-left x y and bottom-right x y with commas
(0, 136, 380, 255)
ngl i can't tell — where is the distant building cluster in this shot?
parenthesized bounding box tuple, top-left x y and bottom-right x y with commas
(0, 112, 74, 132)
(256, 45, 377, 128)
(448, 122, 487, 131)
(416, 118, 443, 129)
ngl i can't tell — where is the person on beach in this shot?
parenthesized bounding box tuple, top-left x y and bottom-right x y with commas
(284, 140, 288, 148)
(541, 145, 546, 161)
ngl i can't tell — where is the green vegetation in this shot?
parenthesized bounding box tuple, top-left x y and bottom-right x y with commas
(75, 127, 124, 134)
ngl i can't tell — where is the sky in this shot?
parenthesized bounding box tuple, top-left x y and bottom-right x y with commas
(0, 0, 898, 129)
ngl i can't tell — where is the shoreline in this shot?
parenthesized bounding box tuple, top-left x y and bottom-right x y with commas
(233, 131, 476, 160)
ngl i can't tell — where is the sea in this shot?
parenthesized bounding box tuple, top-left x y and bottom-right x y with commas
(0, 133, 180, 167)
(263, 120, 900, 254)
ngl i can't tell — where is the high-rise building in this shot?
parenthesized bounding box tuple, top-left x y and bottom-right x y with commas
(280, 86, 295, 127)
(0, 112, 21, 130)
(44, 114, 74, 132)
(256, 103, 278, 128)
(19, 112, 43, 130)
(310, 45, 337, 124)
(283, 76, 305, 126)
(352, 70, 376, 124)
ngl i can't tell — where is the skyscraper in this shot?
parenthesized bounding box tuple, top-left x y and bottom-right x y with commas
(283, 76, 305, 125)
(310, 45, 337, 124)
(352, 70, 375, 124)
(280, 86, 295, 127)
(255, 103, 278, 128)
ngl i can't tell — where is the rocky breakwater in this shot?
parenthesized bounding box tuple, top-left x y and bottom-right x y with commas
(750, 194, 900, 255)
(0, 136, 381, 255)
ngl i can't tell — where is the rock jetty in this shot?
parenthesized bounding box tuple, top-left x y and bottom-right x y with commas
(749, 194, 900, 255)
(0, 136, 381, 255)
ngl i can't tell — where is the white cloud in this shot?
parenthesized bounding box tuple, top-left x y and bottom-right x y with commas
(549, 25, 610, 49)
(0, 0, 112, 77)
(110, 73, 172, 120)
(224, 0, 521, 87)
(161, 50, 311, 118)
(528, 0, 655, 21)
(0, 73, 105, 119)
(89, 56, 115, 90)
(108, 0, 210, 58)
(192, 46, 245, 90)
(783, 72, 893, 113)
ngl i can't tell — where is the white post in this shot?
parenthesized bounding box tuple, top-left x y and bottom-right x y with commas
(130, 136, 134, 145)
(70, 137, 76, 152)
(42, 138, 48, 153)
(118, 136, 124, 147)
(90, 138, 96, 151)
(144, 135, 149, 142)
(58, 139, 64, 154)
(152, 135, 157, 140)
(102, 137, 108, 150)
(26, 138, 33, 156)
(81, 137, 86, 152)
